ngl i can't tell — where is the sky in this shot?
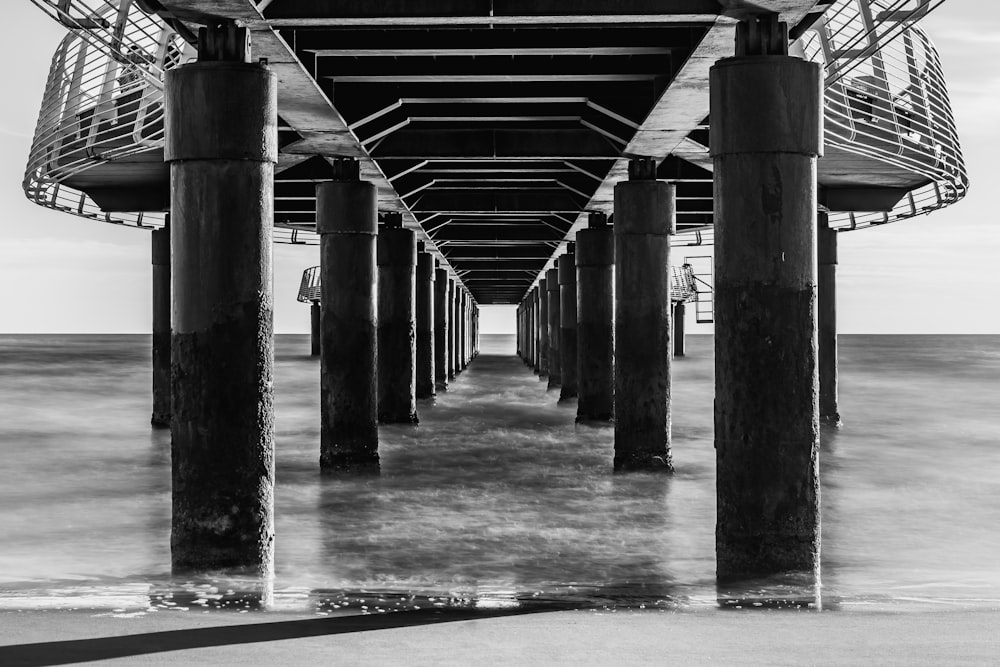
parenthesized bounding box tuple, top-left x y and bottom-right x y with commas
(1, 1, 997, 334)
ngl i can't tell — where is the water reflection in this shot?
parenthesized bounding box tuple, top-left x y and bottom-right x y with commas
(2, 334, 1000, 612)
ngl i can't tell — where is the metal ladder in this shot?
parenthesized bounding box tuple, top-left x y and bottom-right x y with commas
(684, 255, 714, 324)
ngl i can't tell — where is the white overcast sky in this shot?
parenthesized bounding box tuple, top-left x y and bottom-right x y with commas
(0, 1, 996, 334)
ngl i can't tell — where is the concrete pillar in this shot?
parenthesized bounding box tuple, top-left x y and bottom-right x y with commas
(164, 24, 275, 572)
(546, 268, 562, 389)
(528, 290, 537, 370)
(434, 266, 450, 390)
(517, 303, 523, 360)
(576, 212, 614, 422)
(449, 278, 459, 378)
(316, 160, 379, 472)
(377, 213, 418, 423)
(538, 277, 549, 377)
(818, 214, 841, 427)
(673, 302, 687, 357)
(416, 248, 436, 399)
(151, 223, 170, 427)
(614, 157, 674, 472)
(558, 247, 578, 401)
(310, 302, 320, 357)
(711, 16, 823, 581)
(459, 290, 467, 369)
(532, 287, 541, 373)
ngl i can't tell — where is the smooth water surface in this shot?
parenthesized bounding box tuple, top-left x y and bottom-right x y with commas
(0, 334, 998, 613)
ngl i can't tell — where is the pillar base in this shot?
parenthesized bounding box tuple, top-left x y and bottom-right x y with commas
(576, 414, 613, 426)
(320, 451, 381, 475)
(379, 411, 419, 425)
(613, 451, 674, 472)
(820, 413, 842, 428)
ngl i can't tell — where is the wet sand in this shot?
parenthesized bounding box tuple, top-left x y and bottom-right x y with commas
(1, 608, 998, 665)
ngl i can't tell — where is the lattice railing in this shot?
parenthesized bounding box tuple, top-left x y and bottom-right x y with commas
(297, 266, 322, 303)
(25, 0, 965, 246)
(802, 0, 967, 230)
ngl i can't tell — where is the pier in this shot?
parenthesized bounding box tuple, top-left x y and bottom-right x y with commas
(21, 0, 967, 589)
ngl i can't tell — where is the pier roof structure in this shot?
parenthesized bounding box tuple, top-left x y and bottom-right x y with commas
(25, 0, 966, 303)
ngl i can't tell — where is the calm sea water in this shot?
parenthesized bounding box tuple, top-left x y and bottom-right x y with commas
(0, 333, 998, 614)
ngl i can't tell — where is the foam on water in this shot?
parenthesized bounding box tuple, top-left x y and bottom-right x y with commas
(1, 333, 999, 614)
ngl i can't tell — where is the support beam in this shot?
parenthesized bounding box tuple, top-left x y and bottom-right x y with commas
(712, 18, 822, 582)
(434, 265, 450, 390)
(317, 159, 379, 472)
(614, 157, 673, 472)
(378, 213, 419, 423)
(151, 224, 170, 428)
(673, 302, 687, 357)
(165, 26, 275, 573)
(558, 246, 578, 400)
(576, 212, 614, 422)
(818, 214, 841, 427)
(546, 267, 562, 389)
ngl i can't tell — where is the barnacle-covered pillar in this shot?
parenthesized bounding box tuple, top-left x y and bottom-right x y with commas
(150, 223, 170, 427)
(712, 16, 822, 581)
(575, 213, 614, 422)
(614, 157, 673, 471)
(377, 212, 418, 423)
(165, 24, 275, 572)
(317, 159, 379, 472)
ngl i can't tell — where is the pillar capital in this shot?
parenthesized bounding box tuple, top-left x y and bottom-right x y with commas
(734, 15, 788, 57)
(316, 180, 377, 235)
(588, 211, 608, 228)
(710, 56, 822, 158)
(165, 62, 276, 163)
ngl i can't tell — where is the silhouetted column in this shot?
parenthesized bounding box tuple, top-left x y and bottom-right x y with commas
(524, 288, 535, 372)
(518, 303, 524, 360)
(533, 287, 542, 373)
(818, 214, 841, 426)
(448, 278, 458, 378)
(165, 24, 275, 573)
(559, 246, 578, 400)
(614, 157, 673, 472)
(576, 213, 614, 422)
(377, 213, 418, 424)
(538, 277, 549, 377)
(712, 16, 822, 581)
(310, 302, 320, 357)
(317, 160, 379, 472)
(459, 290, 467, 370)
(416, 248, 436, 399)
(546, 268, 562, 389)
(673, 302, 686, 357)
(435, 265, 450, 390)
(151, 223, 170, 427)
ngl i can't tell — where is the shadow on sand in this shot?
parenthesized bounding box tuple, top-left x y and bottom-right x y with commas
(0, 606, 561, 666)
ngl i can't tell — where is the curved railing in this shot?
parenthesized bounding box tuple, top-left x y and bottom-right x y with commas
(801, 0, 967, 230)
(298, 263, 698, 305)
(25, 0, 965, 244)
(297, 266, 321, 304)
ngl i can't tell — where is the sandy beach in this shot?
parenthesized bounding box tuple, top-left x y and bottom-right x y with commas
(2, 607, 998, 665)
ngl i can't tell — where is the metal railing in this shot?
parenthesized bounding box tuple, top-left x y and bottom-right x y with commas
(802, 0, 967, 230)
(24, 0, 965, 246)
(297, 266, 322, 303)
